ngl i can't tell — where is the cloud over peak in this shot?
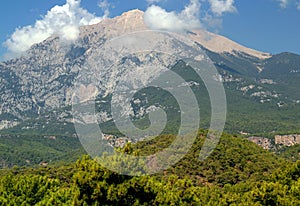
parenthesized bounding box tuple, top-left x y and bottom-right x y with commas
(144, 0, 202, 32)
(144, 0, 236, 32)
(4, 0, 108, 58)
(3, 0, 241, 58)
(208, 0, 237, 16)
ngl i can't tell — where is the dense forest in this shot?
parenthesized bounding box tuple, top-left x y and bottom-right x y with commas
(0, 131, 299, 205)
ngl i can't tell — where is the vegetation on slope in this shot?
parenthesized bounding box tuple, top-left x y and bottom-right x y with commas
(0, 134, 85, 168)
(0, 131, 298, 205)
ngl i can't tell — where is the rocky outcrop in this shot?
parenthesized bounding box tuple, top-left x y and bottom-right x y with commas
(0, 120, 19, 130)
(248, 136, 273, 150)
(248, 134, 300, 150)
(102, 134, 137, 148)
(275, 134, 300, 147)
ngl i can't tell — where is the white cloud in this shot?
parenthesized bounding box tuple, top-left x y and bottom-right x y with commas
(297, 1, 300, 10)
(208, 0, 237, 16)
(202, 13, 223, 31)
(98, 0, 110, 17)
(144, 0, 202, 32)
(4, 0, 108, 58)
(144, 0, 238, 32)
(276, 0, 300, 10)
(278, 0, 289, 8)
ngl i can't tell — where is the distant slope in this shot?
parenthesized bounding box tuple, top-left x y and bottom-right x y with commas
(261, 52, 300, 100)
(189, 29, 271, 59)
(0, 134, 84, 168)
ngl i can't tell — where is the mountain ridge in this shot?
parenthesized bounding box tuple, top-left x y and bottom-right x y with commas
(79, 9, 271, 60)
(0, 9, 299, 136)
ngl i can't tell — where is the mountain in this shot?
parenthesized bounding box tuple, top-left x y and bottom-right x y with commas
(0, 9, 300, 136)
(1, 10, 300, 205)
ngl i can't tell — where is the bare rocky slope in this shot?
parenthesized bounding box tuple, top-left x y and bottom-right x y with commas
(0, 9, 299, 132)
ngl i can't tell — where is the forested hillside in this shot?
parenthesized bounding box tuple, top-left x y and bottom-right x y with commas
(0, 131, 299, 205)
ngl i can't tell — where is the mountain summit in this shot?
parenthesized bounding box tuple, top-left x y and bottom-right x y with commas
(80, 9, 270, 59)
(0, 9, 299, 131)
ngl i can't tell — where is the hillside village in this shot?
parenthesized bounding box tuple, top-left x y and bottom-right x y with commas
(248, 134, 300, 150)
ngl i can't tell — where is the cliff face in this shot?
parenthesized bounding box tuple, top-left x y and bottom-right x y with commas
(0, 11, 148, 119)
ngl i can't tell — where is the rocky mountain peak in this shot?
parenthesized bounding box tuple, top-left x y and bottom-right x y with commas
(82, 9, 270, 59)
(79, 9, 146, 40)
(119, 9, 144, 18)
(0, 9, 298, 126)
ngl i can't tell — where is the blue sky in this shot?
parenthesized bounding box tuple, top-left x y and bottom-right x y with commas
(0, 0, 300, 60)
